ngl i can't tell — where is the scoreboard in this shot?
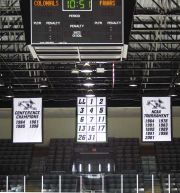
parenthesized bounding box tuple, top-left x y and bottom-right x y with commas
(30, 0, 123, 44)
(77, 97, 106, 143)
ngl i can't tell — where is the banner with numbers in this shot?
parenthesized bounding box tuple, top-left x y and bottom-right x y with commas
(77, 97, 107, 143)
(142, 97, 172, 142)
(13, 98, 43, 143)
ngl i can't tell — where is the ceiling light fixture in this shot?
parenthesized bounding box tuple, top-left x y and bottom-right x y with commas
(96, 68, 105, 74)
(86, 89, 95, 97)
(175, 75, 180, 86)
(71, 68, 79, 74)
(83, 77, 95, 87)
(5, 85, 14, 98)
(129, 77, 138, 87)
(40, 79, 48, 88)
(169, 85, 177, 97)
(81, 62, 93, 74)
(71, 64, 79, 74)
(0, 74, 5, 87)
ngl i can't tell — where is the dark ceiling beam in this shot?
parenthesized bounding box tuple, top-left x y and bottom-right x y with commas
(0, 10, 21, 15)
(132, 28, 180, 31)
(0, 29, 24, 32)
(171, 0, 180, 8)
(152, 0, 165, 13)
(0, 68, 179, 71)
(1, 59, 180, 64)
(129, 40, 180, 43)
(1, 50, 180, 54)
(1, 75, 176, 79)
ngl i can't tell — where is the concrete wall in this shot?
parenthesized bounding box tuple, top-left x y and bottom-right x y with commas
(0, 107, 180, 145)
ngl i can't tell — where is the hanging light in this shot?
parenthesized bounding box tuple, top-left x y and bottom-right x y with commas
(129, 77, 138, 87)
(5, 85, 14, 98)
(71, 64, 79, 74)
(0, 74, 5, 87)
(40, 79, 48, 88)
(86, 89, 95, 97)
(175, 75, 180, 86)
(81, 62, 93, 74)
(83, 77, 95, 87)
(169, 85, 177, 97)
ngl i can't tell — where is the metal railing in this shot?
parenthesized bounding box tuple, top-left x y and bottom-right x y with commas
(0, 173, 177, 193)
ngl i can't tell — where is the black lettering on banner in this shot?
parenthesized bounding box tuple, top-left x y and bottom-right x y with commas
(99, 107, 104, 114)
(79, 107, 85, 113)
(80, 116, 85, 122)
(98, 125, 105, 131)
(98, 116, 105, 123)
(78, 134, 86, 141)
(87, 134, 95, 141)
(79, 98, 86, 104)
(90, 116, 94, 122)
(90, 107, 94, 113)
(78, 125, 86, 131)
(16, 124, 25, 128)
(99, 98, 103, 104)
(145, 136, 154, 140)
(146, 128, 154, 131)
(87, 125, 96, 131)
(90, 98, 93, 104)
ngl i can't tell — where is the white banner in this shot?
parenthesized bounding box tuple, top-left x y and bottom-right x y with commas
(13, 98, 43, 143)
(142, 97, 172, 142)
(77, 97, 107, 143)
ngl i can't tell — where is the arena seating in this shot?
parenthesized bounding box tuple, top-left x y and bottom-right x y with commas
(155, 138, 180, 172)
(113, 138, 141, 173)
(46, 138, 74, 172)
(45, 137, 141, 174)
(0, 139, 33, 175)
(2, 137, 180, 192)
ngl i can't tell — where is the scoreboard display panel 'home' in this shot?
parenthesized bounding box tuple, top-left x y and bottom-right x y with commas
(31, 0, 123, 44)
(77, 97, 106, 143)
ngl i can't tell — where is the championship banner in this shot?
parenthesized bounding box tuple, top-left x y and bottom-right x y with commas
(142, 97, 172, 142)
(13, 98, 43, 143)
(77, 97, 107, 143)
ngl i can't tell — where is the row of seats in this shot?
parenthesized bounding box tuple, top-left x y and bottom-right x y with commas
(114, 139, 141, 173)
(46, 138, 140, 174)
(155, 139, 180, 172)
(0, 140, 33, 175)
(46, 138, 74, 172)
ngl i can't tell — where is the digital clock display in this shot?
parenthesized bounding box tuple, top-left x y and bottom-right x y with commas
(63, 0, 92, 11)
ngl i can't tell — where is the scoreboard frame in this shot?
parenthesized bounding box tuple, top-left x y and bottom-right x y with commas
(30, 0, 124, 45)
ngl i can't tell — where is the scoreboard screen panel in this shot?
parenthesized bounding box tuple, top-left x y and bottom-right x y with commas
(77, 97, 107, 143)
(142, 97, 172, 142)
(30, 0, 123, 44)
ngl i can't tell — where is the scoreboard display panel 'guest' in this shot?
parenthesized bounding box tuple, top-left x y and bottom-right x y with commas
(142, 97, 172, 142)
(77, 97, 107, 143)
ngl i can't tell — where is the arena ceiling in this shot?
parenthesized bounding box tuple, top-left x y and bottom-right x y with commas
(0, 0, 180, 107)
